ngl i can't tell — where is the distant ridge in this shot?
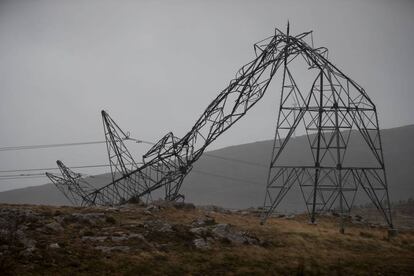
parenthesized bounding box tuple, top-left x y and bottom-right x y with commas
(0, 125, 413, 211)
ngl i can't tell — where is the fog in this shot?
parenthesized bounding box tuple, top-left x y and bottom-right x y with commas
(0, 0, 413, 191)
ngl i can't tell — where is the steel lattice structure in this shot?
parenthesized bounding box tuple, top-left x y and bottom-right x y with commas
(46, 160, 95, 206)
(46, 25, 393, 231)
(260, 25, 393, 232)
(47, 111, 155, 206)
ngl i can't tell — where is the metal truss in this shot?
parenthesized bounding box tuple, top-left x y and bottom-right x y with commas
(46, 24, 393, 231)
(47, 111, 157, 206)
(46, 160, 95, 206)
(261, 24, 393, 231)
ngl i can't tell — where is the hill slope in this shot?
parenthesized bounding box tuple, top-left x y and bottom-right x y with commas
(0, 125, 413, 211)
(0, 202, 413, 275)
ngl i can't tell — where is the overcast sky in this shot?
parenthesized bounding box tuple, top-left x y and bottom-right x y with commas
(0, 0, 413, 191)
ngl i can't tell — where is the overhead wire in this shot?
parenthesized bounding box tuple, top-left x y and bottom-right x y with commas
(0, 140, 108, 151)
(0, 176, 48, 180)
(0, 137, 152, 152)
(0, 137, 268, 186)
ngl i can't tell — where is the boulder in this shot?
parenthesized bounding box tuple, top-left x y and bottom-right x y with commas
(191, 216, 216, 227)
(45, 221, 64, 232)
(173, 202, 195, 210)
(190, 227, 209, 236)
(144, 219, 173, 232)
(95, 245, 130, 253)
(211, 224, 259, 245)
(49, 243, 60, 249)
(81, 236, 108, 242)
(67, 213, 106, 225)
(193, 238, 210, 250)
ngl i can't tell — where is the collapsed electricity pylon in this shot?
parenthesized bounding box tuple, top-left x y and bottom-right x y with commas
(100, 110, 153, 204)
(46, 160, 95, 206)
(47, 24, 393, 232)
(47, 111, 155, 205)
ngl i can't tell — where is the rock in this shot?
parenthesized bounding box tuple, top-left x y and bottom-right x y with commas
(81, 236, 108, 242)
(67, 213, 106, 225)
(285, 214, 296, 220)
(45, 221, 64, 232)
(191, 216, 215, 227)
(211, 224, 259, 245)
(198, 205, 225, 213)
(0, 217, 8, 228)
(243, 233, 260, 245)
(173, 202, 195, 210)
(49, 243, 60, 249)
(105, 207, 120, 212)
(159, 223, 172, 232)
(190, 227, 209, 236)
(353, 214, 363, 222)
(128, 233, 145, 240)
(95, 245, 130, 253)
(145, 205, 158, 212)
(193, 238, 210, 250)
(150, 199, 193, 210)
(144, 220, 173, 232)
(111, 236, 128, 242)
(151, 199, 172, 209)
(20, 237, 36, 248)
(211, 223, 231, 237)
(109, 233, 146, 242)
(95, 246, 111, 253)
(144, 210, 152, 216)
(21, 246, 36, 257)
(212, 224, 245, 245)
(105, 216, 116, 224)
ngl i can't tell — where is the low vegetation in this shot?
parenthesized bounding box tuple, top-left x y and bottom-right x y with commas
(0, 201, 413, 275)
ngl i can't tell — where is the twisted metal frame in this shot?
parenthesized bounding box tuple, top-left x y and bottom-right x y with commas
(46, 160, 95, 206)
(46, 25, 393, 231)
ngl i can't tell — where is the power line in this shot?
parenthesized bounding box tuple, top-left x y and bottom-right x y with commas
(0, 164, 107, 173)
(0, 162, 147, 174)
(0, 166, 262, 187)
(0, 168, 262, 187)
(0, 138, 267, 168)
(0, 140, 107, 151)
(0, 175, 46, 181)
(0, 137, 150, 152)
(0, 137, 267, 185)
(0, 173, 45, 178)
(0, 160, 263, 187)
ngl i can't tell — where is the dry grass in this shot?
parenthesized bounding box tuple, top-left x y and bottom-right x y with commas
(0, 203, 413, 275)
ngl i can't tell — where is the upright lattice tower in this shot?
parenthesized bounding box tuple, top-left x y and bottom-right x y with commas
(262, 24, 393, 233)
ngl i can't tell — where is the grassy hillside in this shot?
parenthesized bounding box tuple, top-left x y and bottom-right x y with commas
(1, 202, 413, 275)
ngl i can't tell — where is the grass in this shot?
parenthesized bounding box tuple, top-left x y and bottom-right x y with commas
(0, 203, 413, 275)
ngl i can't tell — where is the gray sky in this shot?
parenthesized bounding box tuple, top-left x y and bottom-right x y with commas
(0, 0, 413, 191)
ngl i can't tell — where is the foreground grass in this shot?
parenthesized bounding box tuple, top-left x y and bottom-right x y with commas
(0, 203, 413, 275)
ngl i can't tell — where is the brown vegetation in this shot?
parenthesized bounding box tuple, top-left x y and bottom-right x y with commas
(0, 202, 413, 275)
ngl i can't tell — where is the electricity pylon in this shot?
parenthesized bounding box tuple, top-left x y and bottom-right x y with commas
(261, 24, 393, 233)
